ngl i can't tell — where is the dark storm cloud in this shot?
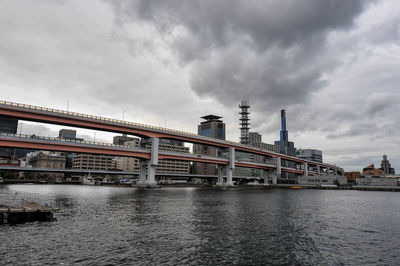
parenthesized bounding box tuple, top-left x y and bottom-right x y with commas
(109, 0, 368, 110)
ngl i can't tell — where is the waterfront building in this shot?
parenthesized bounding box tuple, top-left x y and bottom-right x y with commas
(72, 154, 114, 171)
(380, 155, 395, 175)
(356, 176, 399, 186)
(114, 138, 190, 176)
(28, 151, 66, 180)
(344, 171, 361, 183)
(144, 139, 190, 174)
(193, 115, 225, 175)
(298, 174, 347, 186)
(114, 138, 141, 179)
(362, 164, 384, 177)
(296, 149, 323, 163)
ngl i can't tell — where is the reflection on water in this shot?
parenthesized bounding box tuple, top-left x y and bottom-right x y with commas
(1, 185, 400, 265)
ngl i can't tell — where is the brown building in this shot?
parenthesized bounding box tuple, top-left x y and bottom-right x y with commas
(28, 151, 66, 179)
(344, 171, 361, 183)
(362, 164, 384, 177)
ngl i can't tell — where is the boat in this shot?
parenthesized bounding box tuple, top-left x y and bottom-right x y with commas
(82, 174, 95, 185)
(120, 178, 135, 185)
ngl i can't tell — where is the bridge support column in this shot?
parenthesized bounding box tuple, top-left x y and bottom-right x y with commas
(317, 165, 321, 175)
(217, 165, 225, 185)
(273, 157, 281, 184)
(304, 162, 308, 177)
(334, 169, 338, 176)
(226, 147, 235, 186)
(137, 138, 159, 187)
(262, 169, 269, 185)
(138, 160, 147, 184)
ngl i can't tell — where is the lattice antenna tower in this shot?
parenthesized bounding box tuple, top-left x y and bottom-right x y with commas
(239, 100, 250, 145)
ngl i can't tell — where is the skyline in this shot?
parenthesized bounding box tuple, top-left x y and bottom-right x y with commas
(1, 0, 399, 172)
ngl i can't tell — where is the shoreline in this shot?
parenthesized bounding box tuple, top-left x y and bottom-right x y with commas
(2, 180, 400, 192)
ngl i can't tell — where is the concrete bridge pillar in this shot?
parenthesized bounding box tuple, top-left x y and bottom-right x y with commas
(138, 160, 147, 184)
(271, 171, 277, 184)
(217, 165, 225, 185)
(138, 137, 159, 186)
(304, 162, 308, 177)
(262, 169, 270, 185)
(274, 157, 281, 184)
(317, 165, 321, 175)
(226, 147, 235, 186)
(334, 169, 338, 176)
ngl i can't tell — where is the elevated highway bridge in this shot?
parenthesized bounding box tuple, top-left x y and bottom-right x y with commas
(0, 100, 342, 186)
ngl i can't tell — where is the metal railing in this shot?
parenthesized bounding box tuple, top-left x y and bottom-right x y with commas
(0, 189, 57, 208)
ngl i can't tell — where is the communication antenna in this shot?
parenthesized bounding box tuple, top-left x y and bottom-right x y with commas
(239, 100, 250, 145)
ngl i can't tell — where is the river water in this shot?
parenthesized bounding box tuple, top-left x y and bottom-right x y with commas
(1, 185, 400, 265)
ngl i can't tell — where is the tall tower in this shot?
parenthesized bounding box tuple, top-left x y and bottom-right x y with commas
(380, 155, 395, 174)
(239, 100, 250, 145)
(280, 109, 288, 148)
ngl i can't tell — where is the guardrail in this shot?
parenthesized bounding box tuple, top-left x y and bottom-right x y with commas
(0, 100, 278, 152)
(0, 100, 343, 171)
(0, 133, 228, 162)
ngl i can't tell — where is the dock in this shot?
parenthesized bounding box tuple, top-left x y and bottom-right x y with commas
(0, 190, 59, 224)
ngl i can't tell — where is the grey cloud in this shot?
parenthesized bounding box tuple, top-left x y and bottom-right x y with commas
(108, 0, 370, 120)
(365, 92, 396, 116)
(327, 122, 379, 139)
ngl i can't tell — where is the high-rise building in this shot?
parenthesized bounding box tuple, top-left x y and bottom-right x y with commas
(248, 132, 280, 152)
(193, 115, 225, 175)
(380, 155, 395, 175)
(249, 132, 261, 146)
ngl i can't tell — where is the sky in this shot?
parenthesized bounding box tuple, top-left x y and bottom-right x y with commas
(0, 0, 399, 172)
